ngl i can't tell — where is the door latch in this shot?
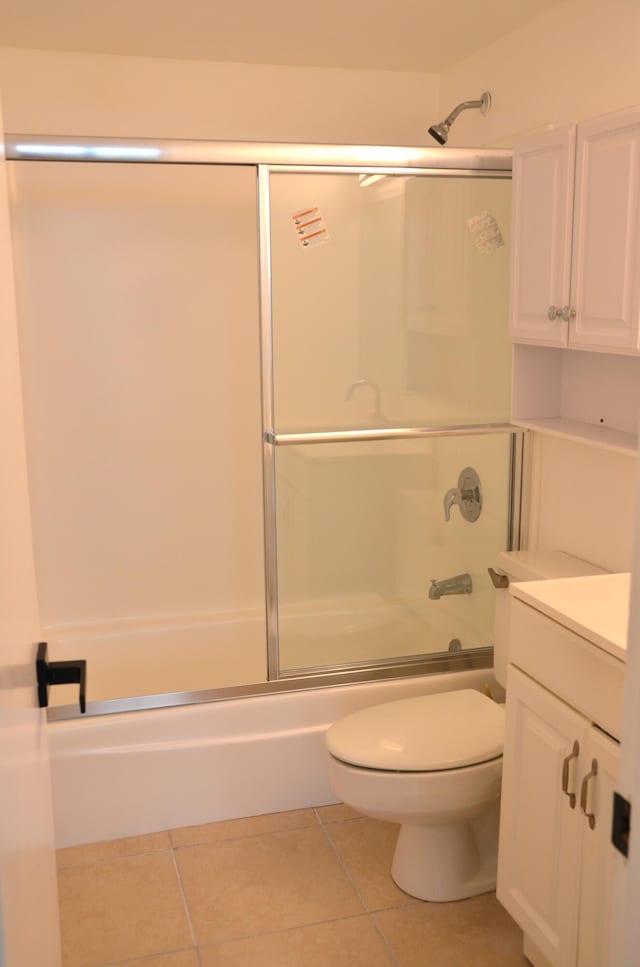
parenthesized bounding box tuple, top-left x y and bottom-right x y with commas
(612, 791, 631, 858)
(36, 642, 87, 714)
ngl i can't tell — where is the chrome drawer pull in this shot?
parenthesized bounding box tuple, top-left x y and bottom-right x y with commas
(580, 759, 598, 830)
(562, 741, 580, 809)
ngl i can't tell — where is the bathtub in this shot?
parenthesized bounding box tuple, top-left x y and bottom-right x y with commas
(46, 592, 482, 707)
(48, 666, 493, 847)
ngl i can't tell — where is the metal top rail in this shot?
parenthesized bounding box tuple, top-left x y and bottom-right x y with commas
(4, 135, 512, 171)
(266, 423, 522, 446)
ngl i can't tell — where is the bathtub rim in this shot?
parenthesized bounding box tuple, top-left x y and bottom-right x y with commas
(47, 646, 493, 721)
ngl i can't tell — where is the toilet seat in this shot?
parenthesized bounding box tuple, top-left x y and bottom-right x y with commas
(326, 689, 504, 772)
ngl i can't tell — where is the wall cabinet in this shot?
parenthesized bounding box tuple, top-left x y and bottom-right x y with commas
(498, 665, 619, 967)
(509, 105, 640, 454)
(510, 106, 640, 353)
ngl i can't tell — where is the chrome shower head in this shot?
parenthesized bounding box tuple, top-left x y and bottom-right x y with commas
(428, 91, 491, 145)
(428, 121, 450, 145)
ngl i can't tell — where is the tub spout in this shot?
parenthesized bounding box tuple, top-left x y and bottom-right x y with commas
(429, 573, 472, 599)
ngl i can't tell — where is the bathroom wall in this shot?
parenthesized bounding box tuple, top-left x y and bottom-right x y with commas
(439, 0, 640, 571)
(0, 47, 441, 693)
(0, 46, 438, 144)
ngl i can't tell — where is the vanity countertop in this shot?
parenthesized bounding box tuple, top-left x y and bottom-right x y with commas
(510, 572, 630, 663)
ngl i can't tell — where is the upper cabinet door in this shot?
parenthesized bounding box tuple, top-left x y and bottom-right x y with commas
(570, 106, 640, 353)
(509, 125, 576, 347)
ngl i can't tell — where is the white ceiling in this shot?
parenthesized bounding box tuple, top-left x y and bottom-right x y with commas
(0, 0, 566, 73)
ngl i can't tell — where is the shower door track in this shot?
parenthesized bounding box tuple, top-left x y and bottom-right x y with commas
(5, 133, 521, 718)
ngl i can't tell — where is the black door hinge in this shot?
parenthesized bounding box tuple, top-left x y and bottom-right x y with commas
(36, 642, 87, 714)
(612, 791, 631, 858)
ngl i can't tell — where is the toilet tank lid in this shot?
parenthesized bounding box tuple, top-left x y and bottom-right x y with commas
(495, 550, 606, 583)
(325, 690, 504, 772)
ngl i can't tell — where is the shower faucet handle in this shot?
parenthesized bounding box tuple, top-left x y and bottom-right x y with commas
(443, 467, 482, 523)
(36, 641, 87, 714)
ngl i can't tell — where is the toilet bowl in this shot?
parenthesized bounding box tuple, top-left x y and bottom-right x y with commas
(325, 551, 607, 903)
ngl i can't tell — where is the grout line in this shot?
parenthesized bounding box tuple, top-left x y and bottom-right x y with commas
(170, 844, 199, 949)
(369, 911, 402, 967)
(319, 819, 401, 967)
(170, 820, 319, 852)
(196, 911, 369, 950)
(56, 845, 173, 873)
(318, 819, 370, 913)
(100, 946, 196, 967)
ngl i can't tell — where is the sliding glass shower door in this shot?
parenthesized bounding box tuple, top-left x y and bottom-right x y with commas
(267, 169, 515, 675)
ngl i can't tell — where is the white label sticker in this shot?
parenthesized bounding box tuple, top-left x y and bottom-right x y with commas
(292, 206, 330, 248)
(467, 211, 505, 253)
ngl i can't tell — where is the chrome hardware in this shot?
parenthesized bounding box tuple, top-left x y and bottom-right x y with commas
(429, 573, 472, 599)
(488, 567, 509, 589)
(562, 740, 580, 809)
(345, 379, 386, 423)
(580, 758, 598, 830)
(443, 467, 482, 522)
(548, 305, 576, 322)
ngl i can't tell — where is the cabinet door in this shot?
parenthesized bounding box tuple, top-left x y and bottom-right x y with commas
(509, 125, 576, 346)
(570, 106, 640, 352)
(577, 726, 620, 967)
(498, 666, 585, 966)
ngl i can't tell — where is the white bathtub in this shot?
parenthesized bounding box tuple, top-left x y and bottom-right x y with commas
(48, 667, 493, 847)
(46, 593, 477, 707)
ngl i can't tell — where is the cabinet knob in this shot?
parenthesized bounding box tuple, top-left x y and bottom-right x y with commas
(560, 305, 576, 322)
(547, 305, 562, 321)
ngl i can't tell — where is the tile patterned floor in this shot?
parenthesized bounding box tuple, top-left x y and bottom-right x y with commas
(57, 805, 528, 967)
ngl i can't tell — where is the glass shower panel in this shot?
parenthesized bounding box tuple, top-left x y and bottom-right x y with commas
(9, 161, 267, 705)
(276, 433, 512, 674)
(269, 172, 512, 433)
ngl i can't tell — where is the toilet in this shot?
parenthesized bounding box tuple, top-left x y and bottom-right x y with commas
(325, 550, 606, 903)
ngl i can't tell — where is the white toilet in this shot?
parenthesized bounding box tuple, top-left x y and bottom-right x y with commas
(325, 550, 605, 903)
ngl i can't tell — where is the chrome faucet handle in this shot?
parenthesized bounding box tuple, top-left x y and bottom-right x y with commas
(443, 467, 482, 523)
(443, 488, 461, 522)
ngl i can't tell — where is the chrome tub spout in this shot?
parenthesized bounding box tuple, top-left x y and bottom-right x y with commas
(429, 573, 473, 599)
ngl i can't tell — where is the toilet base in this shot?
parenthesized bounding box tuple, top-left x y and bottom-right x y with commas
(391, 803, 499, 902)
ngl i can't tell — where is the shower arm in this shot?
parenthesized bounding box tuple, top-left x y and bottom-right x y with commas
(442, 97, 487, 127)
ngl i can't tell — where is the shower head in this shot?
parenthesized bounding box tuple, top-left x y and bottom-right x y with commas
(428, 91, 491, 145)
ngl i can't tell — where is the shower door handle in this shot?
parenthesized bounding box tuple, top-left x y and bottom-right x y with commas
(36, 642, 87, 714)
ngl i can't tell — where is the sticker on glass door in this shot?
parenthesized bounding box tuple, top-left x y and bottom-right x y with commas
(292, 207, 330, 248)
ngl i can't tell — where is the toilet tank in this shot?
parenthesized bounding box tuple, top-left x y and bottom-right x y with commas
(492, 550, 606, 688)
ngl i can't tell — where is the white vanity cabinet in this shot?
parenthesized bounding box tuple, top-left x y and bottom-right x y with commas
(498, 665, 619, 967)
(510, 105, 640, 353)
(497, 576, 628, 967)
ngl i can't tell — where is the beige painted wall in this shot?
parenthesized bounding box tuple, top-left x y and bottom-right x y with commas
(439, 0, 640, 571)
(439, 0, 640, 150)
(0, 46, 439, 144)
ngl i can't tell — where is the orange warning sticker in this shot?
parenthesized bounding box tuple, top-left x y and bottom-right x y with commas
(292, 206, 330, 248)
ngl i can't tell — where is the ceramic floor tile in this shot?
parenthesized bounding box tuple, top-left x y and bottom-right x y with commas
(375, 893, 526, 967)
(175, 825, 364, 945)
(170, 807, 318, 848)
(57, 831, 171, 870)
(118, 952, 200, 967)
(326, 817, 417, 911)
(199, 916, 395, 966)
(315, 803, 362, 824)
(58, 851, 193, 967)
